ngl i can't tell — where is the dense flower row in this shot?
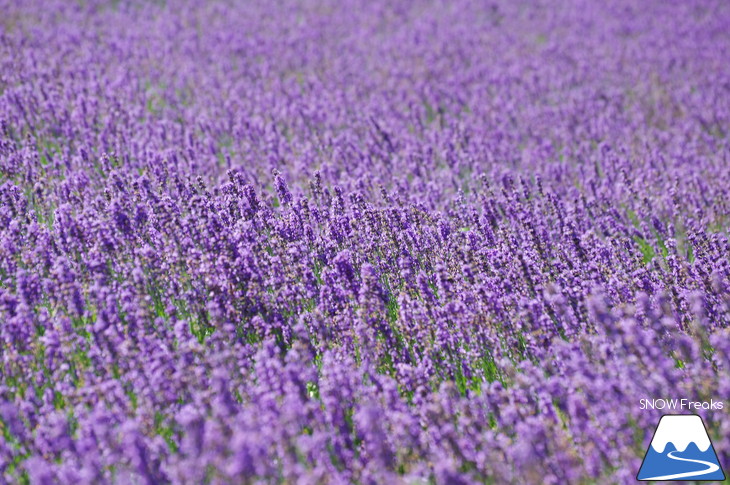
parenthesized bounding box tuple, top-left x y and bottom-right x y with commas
(1, 0, 730, 483)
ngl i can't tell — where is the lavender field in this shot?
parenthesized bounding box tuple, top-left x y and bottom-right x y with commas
(1, 0, 730, 483)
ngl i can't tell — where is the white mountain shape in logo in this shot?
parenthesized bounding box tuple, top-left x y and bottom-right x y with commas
(650, 415, 711, 453)
(637, 414, 725, 481)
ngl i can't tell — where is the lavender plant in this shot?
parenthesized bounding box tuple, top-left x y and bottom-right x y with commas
(1, 0, 730, 483)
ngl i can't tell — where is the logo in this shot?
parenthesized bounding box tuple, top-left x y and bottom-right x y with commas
(637, 414, 725, 481)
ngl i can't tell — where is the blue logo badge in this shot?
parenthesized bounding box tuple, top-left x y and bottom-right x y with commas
(637, 414, 725, 481)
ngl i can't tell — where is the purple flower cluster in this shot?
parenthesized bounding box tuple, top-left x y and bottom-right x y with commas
(2, 0, 730, 483)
